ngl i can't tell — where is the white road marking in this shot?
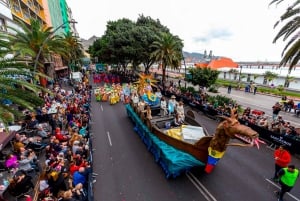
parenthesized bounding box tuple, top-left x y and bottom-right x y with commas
(265, 178, 300, 201)
(107, 131, 112, 146)
(101, 105, 103, 111)
(186, 172, 217, 201)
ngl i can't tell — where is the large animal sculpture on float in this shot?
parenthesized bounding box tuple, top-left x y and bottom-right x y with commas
(134, 73, 160, 106)
(196, 108, 265, 173)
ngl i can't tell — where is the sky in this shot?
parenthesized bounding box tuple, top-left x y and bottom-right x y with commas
(66, 0, 291, 62)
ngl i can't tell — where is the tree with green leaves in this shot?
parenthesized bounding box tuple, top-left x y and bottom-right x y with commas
(89, 15, 173, 74)
(62, 32, 84, 71)
(0, 59, 45, 128)
(8, 18, 68, 86)
(263, 71, 278, 85)
(151, 32, 183, 84)
(228, 69, 239, 80)
(270, 0, 300, 72)
(103, 18, 137, 70)
(135, 15, 170, 73)
(284, 75, 297, 87)
(88, 36, 111, 64)
(0, 32, 11, 57)
(0, 25, 49, 128)
(187, 67, 219, 88)
(253, 74, 259, 82)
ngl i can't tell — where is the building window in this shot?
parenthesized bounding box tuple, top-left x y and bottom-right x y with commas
(23, 11, 30, 20)
(13, 4, 21, 12)
(223, 72, 227, 79)
(28, 0, 33, 7)
(35, 6, 39, 13)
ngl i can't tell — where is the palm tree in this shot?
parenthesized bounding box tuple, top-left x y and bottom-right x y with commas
(228, 69, 239, 80)
(0, 32, 12, 57)
(269, 0, 300, 72)
(0, 59, 45, 128)
(284, 75, 297, 87)
(263, 71, 278, 85)
(8, 18, 68, 86)
(151, 32, 183, 84)
(62, 32, 84, 71)
(253, 74, 259, 82)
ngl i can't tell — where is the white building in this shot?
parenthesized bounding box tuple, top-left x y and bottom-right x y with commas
(218, 63, 300, 90)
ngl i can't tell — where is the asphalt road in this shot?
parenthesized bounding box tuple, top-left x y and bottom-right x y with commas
(90, 96, 300, 201)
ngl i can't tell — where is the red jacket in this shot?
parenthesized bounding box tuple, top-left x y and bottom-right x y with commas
(55, 132, 68, 142)
(274, 149, 291, 167)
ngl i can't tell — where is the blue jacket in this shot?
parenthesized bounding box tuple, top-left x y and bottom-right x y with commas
(73, 171, 86, 186)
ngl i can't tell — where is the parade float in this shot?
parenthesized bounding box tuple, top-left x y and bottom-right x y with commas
(126, 74, 263, 178)
(134, 73, 160, 106)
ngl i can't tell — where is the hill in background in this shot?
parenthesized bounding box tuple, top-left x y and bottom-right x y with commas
(81, 36, 100, 51)
(183, 51, 204, 63)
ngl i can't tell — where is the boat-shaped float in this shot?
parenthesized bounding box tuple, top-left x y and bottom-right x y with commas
(126, 102, 263, 178)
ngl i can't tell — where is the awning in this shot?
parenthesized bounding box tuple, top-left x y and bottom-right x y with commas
(55, 66, 68, 71)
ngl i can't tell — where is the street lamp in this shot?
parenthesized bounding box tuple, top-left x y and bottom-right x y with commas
(33, 20, 77, 83)
(182, 53, 187, 89)
(238, 65, 243, 82)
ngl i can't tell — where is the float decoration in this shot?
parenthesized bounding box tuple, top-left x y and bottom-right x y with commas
(134, 73, 160, 106)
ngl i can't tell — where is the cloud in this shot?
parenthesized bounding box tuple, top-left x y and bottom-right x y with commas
(193, 28, 233, 44)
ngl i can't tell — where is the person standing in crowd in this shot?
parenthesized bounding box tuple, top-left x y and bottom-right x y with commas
(131, 92, 139, 108)
(137, 99, 146, 113)
(227, 84, 232, 94)
(155, 89, 162, 99)
(253, 85, 257, 95)
(168, 95, 177, 116)
(160, 97, 168, 116)
(176, 101, 185, 121)
(272, 145, 291, 182)
(272, 102, 282, 121)
(143, 105, 152, 120)
(275, 164, 299, 201)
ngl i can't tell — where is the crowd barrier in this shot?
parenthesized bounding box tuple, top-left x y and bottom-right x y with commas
(87, 93, 94, 201)
(239, 119, 300, 155)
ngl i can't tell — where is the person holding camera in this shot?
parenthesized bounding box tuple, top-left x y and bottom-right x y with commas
(272, 102, 282, 121)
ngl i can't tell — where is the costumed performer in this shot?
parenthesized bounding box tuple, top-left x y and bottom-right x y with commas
(168, 95, 177, 115)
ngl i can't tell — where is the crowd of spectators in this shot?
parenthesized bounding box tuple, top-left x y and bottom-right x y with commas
(240, 105, 299, 140)
(1, 72, 93, 200)
(159, 79, 300, 140)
